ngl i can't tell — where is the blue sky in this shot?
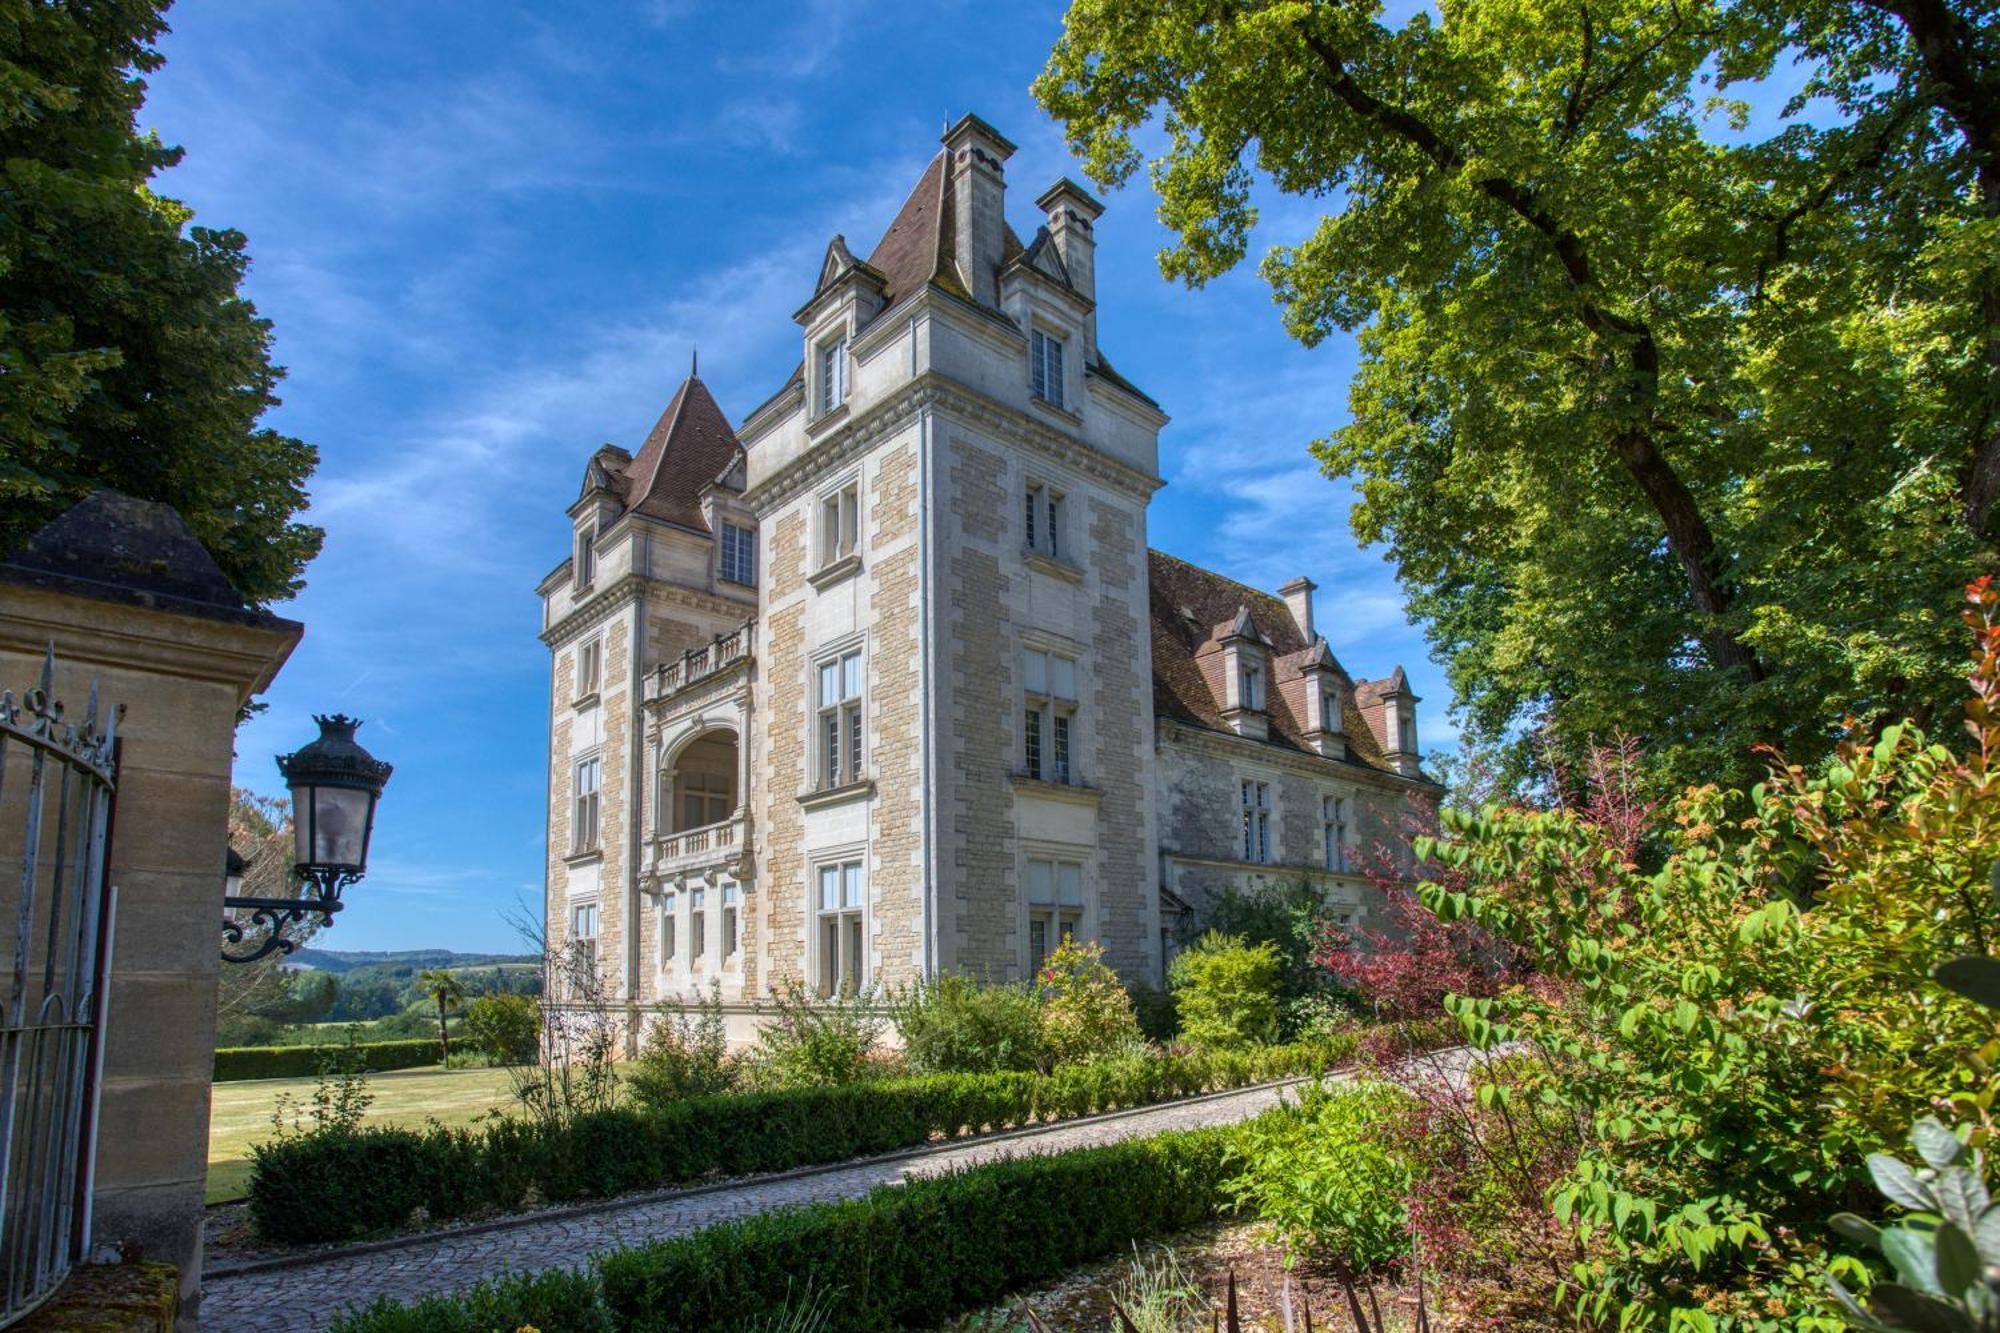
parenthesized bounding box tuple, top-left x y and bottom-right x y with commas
(140, 1, 1705, 952)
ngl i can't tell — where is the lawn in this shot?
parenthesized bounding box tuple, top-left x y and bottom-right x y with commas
(206, 1064, 527, 1204)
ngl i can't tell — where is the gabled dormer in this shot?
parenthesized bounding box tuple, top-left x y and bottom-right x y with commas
(795, 234, 889, 431)
(569, 445, 630, 592)
(1298, 638, 1348, 760)
(1216, 605, 1269, 741)
(1360, 666, 1422, 777)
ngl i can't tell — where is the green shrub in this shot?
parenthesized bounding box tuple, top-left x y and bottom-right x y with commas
(627, 983, 738, 1111)
(1222, 1082, 1413, 1270)
(214, 1038, 438, 1082)
(327, 1267, 609, 1333)
(329, 1128, 1238, 1333)
(248, 1034, 1364, 1244)
(1202, 879, 1340, 1020)
(1128, 982, 1179, 1043)
(1036, 938, 1142, 1068)
(459, 993, 538, 1066)
(752, 976, 885, 1089)
(595, 1127, 1236, 1332)
(1168, 931, 1282, 1051)
(889, 973, 1043, 1074)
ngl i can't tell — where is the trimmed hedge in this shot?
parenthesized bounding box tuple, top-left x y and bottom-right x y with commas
(251, 1038, 1350, 1244)
(214, 1039, 440, 1082)
(327, 1124, 1237, 1333)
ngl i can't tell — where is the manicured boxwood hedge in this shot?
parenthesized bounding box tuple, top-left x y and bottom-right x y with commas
(251, 1039, 1348, 1245)
(214, 1038, 439, 1082)
(326, 1124, 1237, 1333)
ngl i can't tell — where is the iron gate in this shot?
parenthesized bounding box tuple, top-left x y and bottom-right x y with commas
(0, 649, 117, 1325)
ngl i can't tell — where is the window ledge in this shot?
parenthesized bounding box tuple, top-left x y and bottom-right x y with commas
(1006, 774, 1103, 807)
(572, 690, 601, 711)
(1030, 396, 1082, 427)
(808, 553, 863, 591)
(797, 778, 875, 811)
(1022, 550, 1085, 584)
(807, 401, 851, 436)
(563, 846, 604, 866)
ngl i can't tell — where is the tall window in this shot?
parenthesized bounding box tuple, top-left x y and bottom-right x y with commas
(1321, 684, 1340, 732)
(1242, 780, 1271, 864)
(1022, 649, 1079, 784)
(571, 901, 599, 973)
(575, 525, 597, 587)
(1323, 796, 1349, 872)
(690, 888, 707, 962)
(659, 892, 677, 966)
(679, 771, 733, 831)
(818, 482, 860, 567)
(722, 884, 741, 960)
(817, 649, 864, 788)
(816, 861, 865, 996)
(572, 756, 602, 852)
(818, 335, 849, 414)
(575, 637, 601, 700)
(1026, 857, 1084, 973)
(1024, 481, 1066, 559)
(720, 521, 756, 585)
(1238, 658, 1264, 712)
(1030, 329, 1065, 409)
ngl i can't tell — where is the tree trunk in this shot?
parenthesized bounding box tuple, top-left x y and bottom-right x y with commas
(436, 996, 450, 1065)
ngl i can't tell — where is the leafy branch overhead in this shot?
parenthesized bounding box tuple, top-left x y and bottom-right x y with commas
(1036, 0, 1999, 794)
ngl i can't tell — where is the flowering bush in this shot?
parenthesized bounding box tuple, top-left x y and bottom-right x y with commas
(1036, 938, 1141, 1069)
(1409, 582, 2000, 1326)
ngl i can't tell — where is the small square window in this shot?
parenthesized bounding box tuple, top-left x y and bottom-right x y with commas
(721, 522, 757, 586)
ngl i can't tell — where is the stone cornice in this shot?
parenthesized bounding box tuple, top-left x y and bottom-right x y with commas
(0, 582, 301, 699)
(1156, 716, 1442, 796)
(1162, 848, 1401, 887)
(540, 574, 751, 649)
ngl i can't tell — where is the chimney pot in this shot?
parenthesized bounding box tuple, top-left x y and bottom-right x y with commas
(942, 114, 1015, 308)
(1278, 576, 1317, 642)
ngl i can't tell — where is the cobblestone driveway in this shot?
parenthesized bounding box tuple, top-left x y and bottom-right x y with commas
(199, 1079, 1317, 1333)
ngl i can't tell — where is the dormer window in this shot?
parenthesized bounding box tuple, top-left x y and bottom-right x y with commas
(1030, 328, 1065, 410)
(1024, 481, 1066, 560)
(818, 335, 849, 415)
(1239, 659, 1264, 712)
(575, 525, 597, 588)
(1321, 685, 1340, 731)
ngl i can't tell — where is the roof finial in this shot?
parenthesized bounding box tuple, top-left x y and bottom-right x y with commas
(690, 345, 698, 379)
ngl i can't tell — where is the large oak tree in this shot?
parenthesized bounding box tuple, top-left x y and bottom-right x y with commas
(1037, 0, 1997, 792)
(0, 0, 319, 605)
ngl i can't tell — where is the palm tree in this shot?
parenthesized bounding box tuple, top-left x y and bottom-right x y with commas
(417, 968, 467, 1064)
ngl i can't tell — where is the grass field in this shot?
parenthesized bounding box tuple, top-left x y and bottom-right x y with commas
(206, 1065, 527, 1204)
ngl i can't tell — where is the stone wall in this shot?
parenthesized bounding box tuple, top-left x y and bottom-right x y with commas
(756, 510, 809, 987)
(868, 443, 924, 983)
(1085, 496, 1153, 978)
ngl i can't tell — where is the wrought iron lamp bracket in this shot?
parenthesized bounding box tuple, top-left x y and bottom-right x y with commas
(221, 867, 357, 964)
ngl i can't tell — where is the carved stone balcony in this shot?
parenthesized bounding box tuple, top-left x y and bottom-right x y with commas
(647, 621, 753, 707)
(648, 813, 749, 879)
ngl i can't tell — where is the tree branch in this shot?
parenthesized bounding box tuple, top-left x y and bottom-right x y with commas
(1295, 22, 1765, 678)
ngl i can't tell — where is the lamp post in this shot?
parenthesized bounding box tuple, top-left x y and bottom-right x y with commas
(221, 714, 392, 964)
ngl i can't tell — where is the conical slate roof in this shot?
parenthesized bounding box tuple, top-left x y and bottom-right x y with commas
(617, 376, 745, 532)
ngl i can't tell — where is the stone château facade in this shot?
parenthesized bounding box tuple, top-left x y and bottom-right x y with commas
(539, 116, 1438, 1037)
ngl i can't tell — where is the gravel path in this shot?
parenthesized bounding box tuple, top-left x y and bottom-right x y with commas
(198, 1078, 1322, 1333)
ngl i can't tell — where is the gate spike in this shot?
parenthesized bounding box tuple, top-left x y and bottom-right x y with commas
(82, 677, 98, 732)
(38, 642, 54, 695)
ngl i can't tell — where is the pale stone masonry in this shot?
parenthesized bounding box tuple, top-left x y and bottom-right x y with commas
(538, 116, 1440, 1040)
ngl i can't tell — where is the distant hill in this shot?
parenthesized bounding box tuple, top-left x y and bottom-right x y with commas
(282, 948, 538, 974)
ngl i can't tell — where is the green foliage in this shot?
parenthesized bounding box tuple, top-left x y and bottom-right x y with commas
(213, 1038, 438, 1082)
(1034, 0, 1992, 797)
(247, 1040, 1352, 1244)
(1223, 1083, 1413, 1271)
(627, 983, 739, 1110)
(890, 973, 1044, 1074)
(460, 994, 539, 1067)
(416, 968, 467, 1063)
(1398, 588, 2000, 1325)
(1200, 880, 1336, 1019)
(326, 1268, 610, 1333)
(1168, 931, 1282, 1051)
(0, 0, 320, 602)
(1828, 1118, 2000, 1330)
(1037, 937, 1143, 1068)
(329, 1128, 1236, 1333)
(751, 976, 886, 1089)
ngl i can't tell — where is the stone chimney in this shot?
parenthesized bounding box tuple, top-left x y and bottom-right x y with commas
(1036, 177, 1104, 350)
(943, 114, 1015, 308)
(1279, 576, 1316, 641)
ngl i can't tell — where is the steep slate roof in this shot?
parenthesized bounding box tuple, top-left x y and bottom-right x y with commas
(614, 375, 746, 532)
(1146, 549, 1395, 773)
